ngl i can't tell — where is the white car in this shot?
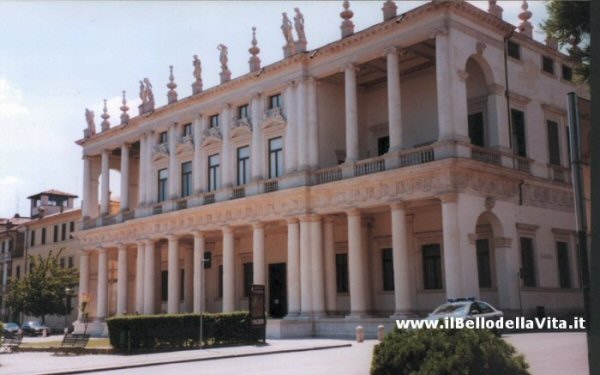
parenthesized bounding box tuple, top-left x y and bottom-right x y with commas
(425, 298, 503, 335)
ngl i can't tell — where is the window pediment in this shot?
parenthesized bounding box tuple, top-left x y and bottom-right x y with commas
(152, 143, 169, 161)
(261, 107, 286, 131)
(176, 134, 194, 155)
(201, 127, 223, 147)
(230, 118, 253, 139)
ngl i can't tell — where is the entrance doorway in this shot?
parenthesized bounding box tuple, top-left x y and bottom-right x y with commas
(268, 263, 287, 318)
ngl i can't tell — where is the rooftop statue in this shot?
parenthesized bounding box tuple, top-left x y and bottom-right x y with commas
(143, 78, 154, 104)
(294, 8, 306, 42)
(281, 12, 294, 45)
(84, 108, 96, 137)
(193, 54, 202, 81)
(139, 80, 146, 103)
(217, 44, 229, 72)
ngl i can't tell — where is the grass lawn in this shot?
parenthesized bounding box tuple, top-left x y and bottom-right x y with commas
(21, 338, 112, 349)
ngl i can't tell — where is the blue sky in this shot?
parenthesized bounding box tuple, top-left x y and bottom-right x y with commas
(0, 1, 549, 218)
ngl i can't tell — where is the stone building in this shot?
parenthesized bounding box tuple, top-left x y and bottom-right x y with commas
(74, 1, 584, 337)
(0, 215, 29, 320)
(10, 190, 82, 329)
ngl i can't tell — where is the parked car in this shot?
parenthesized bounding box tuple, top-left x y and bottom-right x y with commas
(2, 322, 20, 335)
(21, 321, 50, 336)
(425, 298, 503, 335)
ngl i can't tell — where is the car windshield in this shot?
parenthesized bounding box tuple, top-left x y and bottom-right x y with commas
(28, 322, 43, 327)
(432, 303, 469, 315)
(5, 323, 18, 329)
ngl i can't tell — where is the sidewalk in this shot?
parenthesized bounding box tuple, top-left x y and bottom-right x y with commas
(0, 339, 352, 375)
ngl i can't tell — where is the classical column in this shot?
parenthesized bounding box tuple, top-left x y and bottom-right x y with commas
(135, 241, 145, 314)
(116, 244, 128, 315)
(82, 156, 91, 218)
(487, 83, 510, 150)
(120, 144, 130, 211)
(221, 105, 233, 187)
(310, 216, 325, 316)
(284, 83, 297, 173)
(222, 226, 235, 312)
(441, 194, 462, 299)
(323, 216, 337, 314)
(96, 249, 108, 320)
(385, 47, 403, 152)
(143, 239, 155, 314)
(167, 234, 180, 314)
(296, 79, 309, 171)
(100, 149, 110, 215)
(344, 64, 359, 162)
(145, 132, 156, 204)
(286, 218, 301, 317)
(299, 216, 312, 315)
(2, 262, 7, 286)
(138, 135, 147, 206)
(346, 209, 367, 317)
(390, 202, 412, 316)
(168, 123, 180, 199)
(78, 251, 89, 320)
(250, 93, 264, 180)
(192, 116, 204, 194)
(307, 78, 319, 169)
(193, 232, 205, 313)
(252, 222, 266, 285)
(435, 29, 452, 141)
(183, 246, 193, 312)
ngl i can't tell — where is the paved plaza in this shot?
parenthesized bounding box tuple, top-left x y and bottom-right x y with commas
(0, 332, 589, 374)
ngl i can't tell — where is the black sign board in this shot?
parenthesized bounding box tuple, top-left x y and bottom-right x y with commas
(249, 284, 266, 343)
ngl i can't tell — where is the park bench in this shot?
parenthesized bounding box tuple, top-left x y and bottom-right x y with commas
(0, 332, 23, 353)
(54, 333, 90, 355)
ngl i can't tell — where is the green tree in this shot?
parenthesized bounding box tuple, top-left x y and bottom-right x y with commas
(6, 249, 79, 324)
(541, 0, 590, 82)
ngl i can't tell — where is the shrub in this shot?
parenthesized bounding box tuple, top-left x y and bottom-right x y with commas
(371, 328, 530, 375)
(107, 311, 262, 352)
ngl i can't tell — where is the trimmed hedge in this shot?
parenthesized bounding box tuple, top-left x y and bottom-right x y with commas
(371, 328, 530, 375)
(107, 311, 261, 352)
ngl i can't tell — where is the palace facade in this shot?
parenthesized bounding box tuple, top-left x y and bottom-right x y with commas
(74, 1, 584, 337)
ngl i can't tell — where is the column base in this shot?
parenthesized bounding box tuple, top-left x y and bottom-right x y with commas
(74, 318, 108, 337)
(390, 311, 418, 319)
(283, 312, 301, 320)
(345, 312, 371, 320)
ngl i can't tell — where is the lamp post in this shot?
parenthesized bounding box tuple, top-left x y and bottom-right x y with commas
(64, 287, 73, 332)
(199, 250, 210, 349)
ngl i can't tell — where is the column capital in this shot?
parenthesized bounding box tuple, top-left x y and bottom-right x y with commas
(143, 238, 156, 246)
(345, 207, 361, 217)
(438, 192, 458, 203)
(121, 142, 132, 150)
(494, 237, 513, 248)
(191, 230, 205, 239)
(136, 240, 145, 247)
(97, 248, 108, 254)
(166, 234, 179, 242)
(389, 200, 408, 210)
(78, 249, 91, 256)
(487, 83, 504, 95)
(430, 27, 448, 39)
(457, 69, 469, 82)
(342, 61, 357, 73)
(468, 233, 478, 245)
(286, 216, 299, 225)
(250, 91, 262, 100)
(222, 226, 233, 234)
(117, 243, 128, 250)
(169, 121, 179, 130)
(252, 221, 265, 229)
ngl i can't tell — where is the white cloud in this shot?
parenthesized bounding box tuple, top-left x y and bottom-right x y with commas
(0, 175, 25, 218)
(0, 78, 28, 118)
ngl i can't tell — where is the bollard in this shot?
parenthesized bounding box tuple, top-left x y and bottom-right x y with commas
(355, 325, 364, 343)
(64, 328, 68, 335)
(377, 325, 385, 341)
(43, 328, 48, 337)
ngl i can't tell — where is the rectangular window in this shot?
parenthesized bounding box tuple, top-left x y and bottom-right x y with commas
(30, 230, 35, 247)
(511, 109, 527, 157)
(180, 269, 185, 301)
(542, 56, 555, 75)
(161, 270, 168, 301)
(547, 120, 561, 166)
(268, 94, 282, 110)
(16, 266, 20, 280)
(238, 104, 249, 119)
(41, 228, 46, 245)
(218, 265, 223, 298)
(181, 161, 192, 197)
(68, 256, 74, 268)
(243, 262, 253, 297)
(520, 237, 536, 287)
(335, 253, 349, 293)
(382, 248, 394, 291)
(507, 40, 520, 60)
(61, 223, 67, 241)
(268, 137, 283, 179)
(60, 257, 65, 268)
(562, 65, 573, 81)
(209, 114, 220, 128)
(182, 123, 192, 136)
(159, 131, 168, 144)
(237, 146, 251, 185)
(208, 154, 220, 192)
(476, 239, 493, 288)
(53, 225, 59, 243)
(70, 221, 75, 233)
(422, 244, 442, 290)
(468, 112, 485, 147)
(157, 168, 168, 202)
(556, 241, 571, 288)
(377, 136, 390, 156)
